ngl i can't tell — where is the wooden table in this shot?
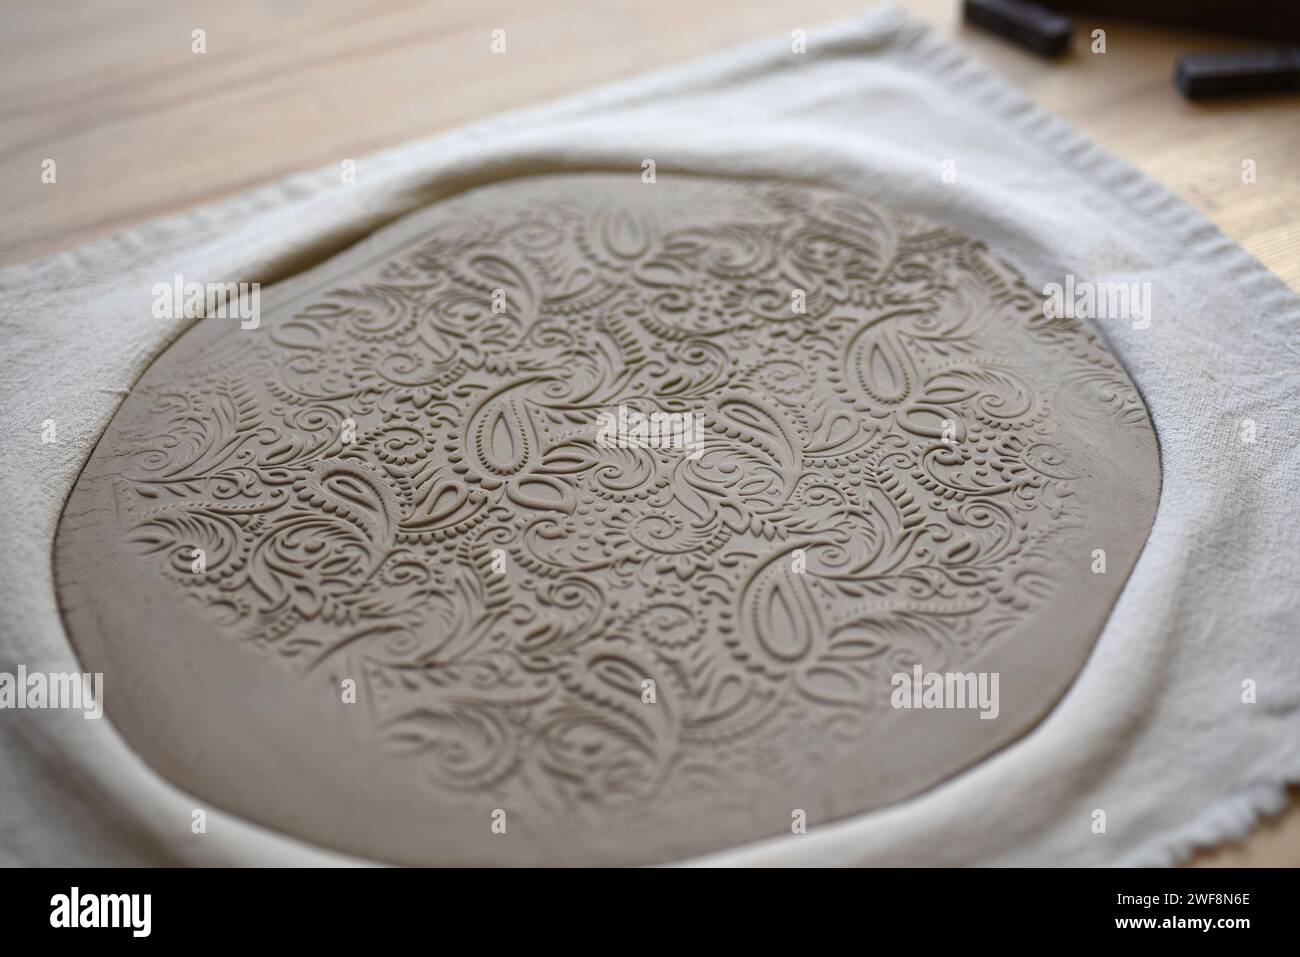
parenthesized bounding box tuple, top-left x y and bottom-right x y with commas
(2, 0, 1297, 864)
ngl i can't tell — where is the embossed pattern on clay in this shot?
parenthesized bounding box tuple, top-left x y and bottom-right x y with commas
(55, 175, 1160, 865)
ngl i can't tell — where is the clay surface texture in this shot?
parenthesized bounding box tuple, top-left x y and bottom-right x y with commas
(56, 175, 1160, 865)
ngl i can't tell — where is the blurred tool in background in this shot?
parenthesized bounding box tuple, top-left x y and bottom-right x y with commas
(964, 0, 1300, 99)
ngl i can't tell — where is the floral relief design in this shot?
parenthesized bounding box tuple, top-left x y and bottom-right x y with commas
(113, 177, 1148, 820)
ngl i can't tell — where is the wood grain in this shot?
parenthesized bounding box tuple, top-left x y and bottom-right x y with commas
(1, 0, 1296, 864)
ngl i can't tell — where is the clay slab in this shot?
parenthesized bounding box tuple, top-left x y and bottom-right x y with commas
(55, 175, 1161, 865)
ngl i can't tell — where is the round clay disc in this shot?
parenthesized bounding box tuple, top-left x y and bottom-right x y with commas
(55, 174, 1160, 865)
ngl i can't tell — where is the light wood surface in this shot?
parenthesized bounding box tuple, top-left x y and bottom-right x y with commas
(1, 0, 1296, 864)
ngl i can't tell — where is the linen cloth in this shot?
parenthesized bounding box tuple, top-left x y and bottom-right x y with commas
(2, 5, 1297, 866)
